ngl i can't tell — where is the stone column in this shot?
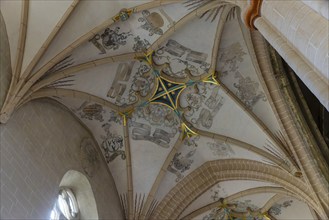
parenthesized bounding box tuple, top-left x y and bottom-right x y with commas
(250, 0, 329, 110)
(254, 17, 329, 110)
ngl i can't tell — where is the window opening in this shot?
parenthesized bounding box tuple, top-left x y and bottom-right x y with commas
(50, 188, 79, 220)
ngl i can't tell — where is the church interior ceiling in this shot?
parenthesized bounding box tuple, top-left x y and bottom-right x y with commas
(0, 0, 322, 219)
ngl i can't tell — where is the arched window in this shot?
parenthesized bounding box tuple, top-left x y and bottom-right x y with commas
(49, 170, 98, 220)
(50, 188, 79, 220)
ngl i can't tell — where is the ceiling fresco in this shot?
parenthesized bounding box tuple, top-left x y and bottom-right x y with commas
(0, 0, 322, 219)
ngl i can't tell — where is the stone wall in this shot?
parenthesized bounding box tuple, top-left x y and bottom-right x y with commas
(0, 99, 124, 219)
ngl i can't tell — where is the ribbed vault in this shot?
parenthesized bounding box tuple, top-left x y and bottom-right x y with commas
(0, 1, 327, 219)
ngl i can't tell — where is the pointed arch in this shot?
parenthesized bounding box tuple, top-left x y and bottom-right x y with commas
(151, 159, 321, 220)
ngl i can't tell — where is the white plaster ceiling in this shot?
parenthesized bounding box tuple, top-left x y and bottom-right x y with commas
(0, 1, 317, 219)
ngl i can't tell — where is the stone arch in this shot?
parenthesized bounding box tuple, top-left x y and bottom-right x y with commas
(151, 159, 321, 219)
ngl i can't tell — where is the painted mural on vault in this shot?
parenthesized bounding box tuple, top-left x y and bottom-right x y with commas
(207, 140, 235, 158)
(133, 36, 151, 52)
(202, 208, 265, 220)
(210, 183, 228, 202)
(130, 104, 180, 148)
(232, 199, 259, 212)
(202, 208, 225, 220)
(268, 200, 293, 216)
(134, 104, 179, 129)
(107, 61, 155, 106)
(218, 42, 246, 78)
(89, 27, 132, 54)
(167, 136, 199, 182)
(130, 121, 176, 148)
(183, 83, 224, 129)
(101, 122, 126, 163)
(153, 39, 210, 78)
(234, 72, 266, 109)
(73, 101, 105, 122)
(71, 101, 125, 163)
(138, 10, 164, 36)
(218, 42, 267, 109)
(202, 206, 265, 220)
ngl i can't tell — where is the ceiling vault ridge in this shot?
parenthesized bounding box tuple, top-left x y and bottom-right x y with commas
(0, 0, 227, 124)
(21, 88, 123, 113)
(235, 14, 302, 174)
(180, 118, 293, 173)
(151, 159, 320, 219)
(219, 83, 301, 175)
(23, 0, 80, 80)
(140, 132, 184, 220)
(0, 1, 326, 219)
(122, 115, 134, 220)
(2, 0, 29, 110)
(181, 187, 290, 220)
(250, 31, 329, 217)
(22, 1, 228, 113)
(230, 7, 302, 175)
(1, 0, 80, 121)
(0, 0, 180, 124)
(21, 52, 143, 102)
(209, 5, 234, 73)
(13, 0, 29, 79)
(260, 194, 286, 215)
(146, 0, 228, 55)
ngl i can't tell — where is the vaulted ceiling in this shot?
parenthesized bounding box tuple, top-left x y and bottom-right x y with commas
(0, 1, 321, 219)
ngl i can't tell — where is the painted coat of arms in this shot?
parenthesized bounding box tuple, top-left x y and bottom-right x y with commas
(101, 123, 126, 163)
(89, 27, 132, 54)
